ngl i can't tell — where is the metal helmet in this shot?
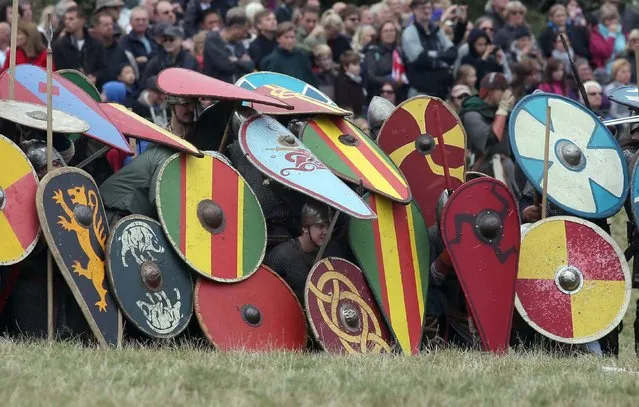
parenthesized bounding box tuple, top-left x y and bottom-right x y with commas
(301, 201, 332, 227)
(21, 139, 65, 174)
(435, 189, 450, 229)
(367, 96, 395, 133)
(231, 106, 259, 137)
(166, 94, 195, 105)
(287, 119, 308, 138)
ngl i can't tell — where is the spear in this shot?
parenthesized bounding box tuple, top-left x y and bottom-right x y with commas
(8, 0, 19, 100)
(44, 13, 55, 341)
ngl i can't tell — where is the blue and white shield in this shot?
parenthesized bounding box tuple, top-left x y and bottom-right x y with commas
(608, 85, 639, 110)
(235, 72, 336, 106)
(509, 93, 628, 218)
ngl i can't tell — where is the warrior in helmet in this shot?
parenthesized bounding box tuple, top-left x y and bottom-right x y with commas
(263, 200, 340, 302)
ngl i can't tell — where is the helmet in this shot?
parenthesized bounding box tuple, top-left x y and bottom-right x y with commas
(21, 139, 64, 174)
(166, 94, 195, 105)
(435, 189, 450, 228)
(301, 201, 332, 227)
(367, 96, 395, 133)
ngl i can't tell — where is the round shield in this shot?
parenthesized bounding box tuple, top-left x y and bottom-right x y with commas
(106, 215, 193, 339)
(0, 134, 40, 265)
(509, 93, 628, 218)
(305, 257, 392, 354)
(377, 96, 466, 227)
(0, 100, 89, 133)
(194, 265, 307, 351)
(156, 151, 267, 282)
(516, 216, 631, 344)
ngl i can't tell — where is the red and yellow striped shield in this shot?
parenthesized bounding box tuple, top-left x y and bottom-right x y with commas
(349, 193, 430, 354)
(156, 152, 267, 282)
(516, 217, 631, 344)
(0, 135, 40, 265)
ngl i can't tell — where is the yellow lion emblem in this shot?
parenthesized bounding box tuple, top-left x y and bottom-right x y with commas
(52, 185, 108, 312)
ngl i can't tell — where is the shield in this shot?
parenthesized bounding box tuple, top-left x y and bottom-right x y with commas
(465, 171, 488, 181)
(509, 93, 628, 219)
(99, 102, 202, 157)
(36, 167, 122, 346)
(236, 71, 336, 106)
(348, 193, 430, 355)
(377, 96, 466, 227)
(440, 178, 520, 353)
(156, 151, 266, 282)
(106, 215, 193, 338)
(607, 85, 639, 111)
(156, 68, 291, 109)
(516, 216, 631, 344)
(238, 114, 376, 220)
(632, 158, 639, 229)
(0, 64, 131, 153)
(57, 69, 102, 102)
(302, 116, 411, 203)
(305, 257, 393, 354)
(0, 134, 40, 265)
(194, 265, 307, 351)
(247, 85, 350, 116)
(0, 99, 89, 133)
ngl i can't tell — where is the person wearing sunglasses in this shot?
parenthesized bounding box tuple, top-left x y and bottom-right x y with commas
(142, 25, 198, 84)
(447, 84, 470, 113)
(493, 1, 534, 52)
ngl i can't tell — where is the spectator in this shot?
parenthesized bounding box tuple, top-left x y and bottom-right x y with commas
(0, 22, 8, 66)
(605, 58, 632, 120)
(93, 12, 131, 87)
(370, 2, 393, 29)
(454, 64, 477, 94)
(575, 58, 593, 82)
(246, 2, 266, 39)
(52, 6, 106, 86)
(596, 3, 627, 76)
(141, 0, 157, 23)
(507, 26, 542, 65)
(192, 30, 206, 70)
(619, 29, 639, 83)
(454, 17, 493, 74)
(200, 8, 221, 31)
(135, 75, 169, 127)
(143, 25, 198, 83)
(260, 22, 317, 86)
(321, 10, 351, 62)
(364, 20, 399, 100)
(493, 1, 531, 51)
(37, 6, 56, 36)
(295, 5, 325, 54)
(155, 0, 176, 25)
(385, 0, 403, 27)
(1, 21, 47, 73)
(335, 50, 366, 116)
(510, 57, 540, 102)
(537, 57, 576, 100)
(461, 28, 505, 89)
(360, 5, 373, 26)
(275, 0, 295, 23)
(582, 80, 608, 119)
(482, 0, 507, 31)
(20, 0, 32, 22)
(402, 0, 457, 99)
(339, 5, 360, 41)
(538, 4, 589, 61)
(312, 44, 338, 100)
(121, 7, 157, 77)
(602, 0, 639, 35)
(551, 32, 575, 76)
(248, 9, 277, 69)
(0, 1, 21, 23)
(94, 0, 125, 28)
(448, 84, 471, 113)
(203, 7, 253, 83)
(352, 24, 376, 57)
(353, 116, 370, 136)
(566, 0, 586, 27)
(378, 81, 397, 104)
(184, 0, 232, 38)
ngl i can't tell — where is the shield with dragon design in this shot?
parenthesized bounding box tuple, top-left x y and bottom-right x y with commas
(238, 114, 376, 220)
(236, 71, 337, 106)
(36, 167, 122, 347)
(106, 215, 193, 339)
(516, 216, 631, 344)
(509, 93, 628, 218)
(156, 151, 267, 282)
(440, 178, 520, 353)
(246, 85, 350, 116)
(305, 257, 393, 354)
(195, 265, 307, 351)
(377, 96, 466, 227)
(301, 116, 411, 203)
(0, 135, 40, 265)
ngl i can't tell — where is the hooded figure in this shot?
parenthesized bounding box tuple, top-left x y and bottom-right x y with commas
(461, 28, 504, 89)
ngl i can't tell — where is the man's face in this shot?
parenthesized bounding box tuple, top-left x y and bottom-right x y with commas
(156, 1, 176, 24)
(64, 11, 83, 33)
(278, 29, 296, 51)
(343, 12, 360, 34)
(412, 2, 433, 24)
(130, 10, 149, 33)
(229, 23, 248, 41)
(307, 223, 329, 246)
(387, 0, 402, 14)
(173, 102, 195, 125)
(586, 86, 602, 109)
(257, 12, 276, 34)
(301, 12, 318, 34)
(202, 12, 220, 31)
(95, 15, 113, 40)
(162, 35, 181, 54)
(118, 66, 135, 85)
(21, 3, 32, 21)
(577, 63, 593, 81)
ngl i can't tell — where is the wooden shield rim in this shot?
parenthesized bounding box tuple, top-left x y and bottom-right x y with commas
(440, 177, 519, 352)
(347, 192, 429, 354)
(301, 116, 412, 204)
(508, 93, 628, 219)
(105, 214, 193, 339)
(0, 133, 41, 265)
(514, 215, 632, 344)
(56, 69, 102, 102)
(304, 256, 393, 354)
(193, 265, 308, 350)
(607, 85, 638, 108)
(238, 115, 376, 220)
(155, 150, 267, 282)
(36, 166, 123, 347)
(235, 71, 337, 106)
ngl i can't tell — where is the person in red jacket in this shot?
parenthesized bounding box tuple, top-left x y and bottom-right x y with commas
(588, 15, 616, 71)
(1, 21, 51, 73)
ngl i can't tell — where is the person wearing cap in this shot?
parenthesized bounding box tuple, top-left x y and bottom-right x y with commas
(52, 6, 107, 85)
(142, 24, 198, 85)
(121, 7, 158, 76)
(401, 0, 457, 99)
(459, 72, 517, 193)
(94, 0, 125, 25)
(203, 7, 253, 83)
(447, 84, 471, 113)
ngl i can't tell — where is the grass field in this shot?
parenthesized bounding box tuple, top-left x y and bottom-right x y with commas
(0, 214, 637, 406)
